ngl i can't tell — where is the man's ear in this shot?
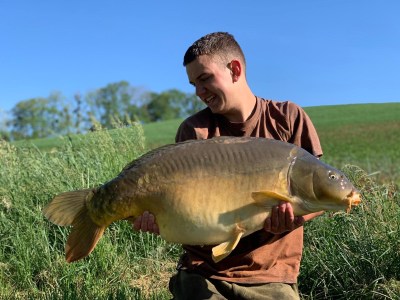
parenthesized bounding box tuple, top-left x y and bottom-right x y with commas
(228, 60, 242, 82)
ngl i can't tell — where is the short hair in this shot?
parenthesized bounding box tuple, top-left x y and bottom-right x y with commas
(183, 32, 246, 67)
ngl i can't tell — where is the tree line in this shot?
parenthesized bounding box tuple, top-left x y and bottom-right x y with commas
(0, 81, 204, 141)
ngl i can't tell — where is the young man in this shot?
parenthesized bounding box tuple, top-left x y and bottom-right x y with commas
(134, 32, 324, 299)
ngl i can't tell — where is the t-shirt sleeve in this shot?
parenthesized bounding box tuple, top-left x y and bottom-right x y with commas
(286, 102, 323, 157)
(175, 121, 198, 143)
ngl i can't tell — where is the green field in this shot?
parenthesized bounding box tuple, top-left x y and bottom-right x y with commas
(2, 103, 400, 299)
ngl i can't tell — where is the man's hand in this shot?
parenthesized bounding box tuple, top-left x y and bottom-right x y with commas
(131, 211, 160, 234)
(264, 202, 324, 234)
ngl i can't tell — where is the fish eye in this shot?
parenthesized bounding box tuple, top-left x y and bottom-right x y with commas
(328, 172, 338, 180)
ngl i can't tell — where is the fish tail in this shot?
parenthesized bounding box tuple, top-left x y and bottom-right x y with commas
(43, 189, 106, 263)
(65, 206, 106, 263)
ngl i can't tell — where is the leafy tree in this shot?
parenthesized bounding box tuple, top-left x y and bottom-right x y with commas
(10, 98, 50, 139)
(9, 93, 70, 140)
(144, 89, 205, 122)
(5, 80, 204, 140)
(85, 81, 143, 129)
(48, 92, 74, 136)
(180, 93, 205, 117)
(72, 92, 95, 134)
(0, 109, 10, 141)
(146, 90, 181, 122)
(0, 130, 10, 141)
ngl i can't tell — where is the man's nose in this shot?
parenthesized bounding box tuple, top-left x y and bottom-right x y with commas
(196, 84, 207, 97)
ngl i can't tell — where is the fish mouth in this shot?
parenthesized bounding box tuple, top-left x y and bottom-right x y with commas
(345, 189, 361, 213)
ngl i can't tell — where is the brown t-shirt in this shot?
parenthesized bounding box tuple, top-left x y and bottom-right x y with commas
(174, 97, 323, 284)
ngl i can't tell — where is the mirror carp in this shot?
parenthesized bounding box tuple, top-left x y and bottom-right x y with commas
(43, 137, 361, 263)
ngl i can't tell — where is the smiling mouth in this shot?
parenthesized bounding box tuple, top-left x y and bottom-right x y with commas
(204, 95, 216, 105)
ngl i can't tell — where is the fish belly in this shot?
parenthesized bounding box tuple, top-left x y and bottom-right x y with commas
(148, 175, 270, 246)
(158, 206, 268, 245)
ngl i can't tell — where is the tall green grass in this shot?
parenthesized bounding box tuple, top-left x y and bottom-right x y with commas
(2, 103, 399, 299)
(300, 165, 400, 299)
(0, 124, 180, 299)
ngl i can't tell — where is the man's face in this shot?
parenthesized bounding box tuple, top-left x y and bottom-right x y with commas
(186, 55, 234, 115)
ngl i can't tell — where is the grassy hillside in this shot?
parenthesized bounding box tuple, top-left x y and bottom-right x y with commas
(142, 119, 181, 148)
(2, 103, 399, 299)
(306, 103, 400, 184)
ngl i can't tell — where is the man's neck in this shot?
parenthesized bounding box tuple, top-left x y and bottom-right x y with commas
(224, 89, 256, 123)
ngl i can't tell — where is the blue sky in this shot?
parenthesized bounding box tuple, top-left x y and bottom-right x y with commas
(1, 0, 399, 114)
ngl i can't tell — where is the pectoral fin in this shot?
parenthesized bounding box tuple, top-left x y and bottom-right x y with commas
(212, 225, 245, 263)
(251, 191, 293, 209)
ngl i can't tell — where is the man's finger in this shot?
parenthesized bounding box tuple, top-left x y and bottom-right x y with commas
(152, 223, 160, 234)
(278, 203, 286, 231)
(270, 206, 280, 232)
(284, 203, 295, 231)
(264, 217, 272, 232)
(141, 211, 150, 231)
(133, 215, 142, 231)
